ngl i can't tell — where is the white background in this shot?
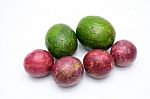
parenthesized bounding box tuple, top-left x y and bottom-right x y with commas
(0, 0, 150, 99)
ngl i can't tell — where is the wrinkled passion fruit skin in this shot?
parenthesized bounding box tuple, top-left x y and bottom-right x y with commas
(110, 40, 137, 67)
(24, 49, 54, 77)
(83, 49, 114, 78)
(52, 56, 84, 87)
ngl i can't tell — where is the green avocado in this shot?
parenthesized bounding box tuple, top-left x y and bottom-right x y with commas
(76, 16, 116, 50)
(45, 24, 78, 58)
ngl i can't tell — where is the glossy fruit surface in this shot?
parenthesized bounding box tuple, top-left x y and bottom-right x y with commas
(83, 49, 114, 78)
(111, 40, 137, 67)
(24, 49, 54, 77)
(52, 56, 84, 87)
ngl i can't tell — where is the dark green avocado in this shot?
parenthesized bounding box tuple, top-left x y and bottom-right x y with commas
(45, 24, 78, 58)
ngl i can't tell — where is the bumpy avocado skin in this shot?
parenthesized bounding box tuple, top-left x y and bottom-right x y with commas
(76, 16, 116, 50)
(45, 24, 78, 58)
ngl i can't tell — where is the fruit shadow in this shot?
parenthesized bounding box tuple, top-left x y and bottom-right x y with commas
(77, 42, 112, 53)
(55, 77, 84, 90)
(114, 63, 133, 71)
(72, 42, 88, 60)
(27, 74, 51, 82)
(78, 42, 92, 51)
(84, 72, 112, 83)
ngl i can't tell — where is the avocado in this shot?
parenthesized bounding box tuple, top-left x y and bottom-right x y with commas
(45, 24, 78, 58)
(76, 16, 116, 50)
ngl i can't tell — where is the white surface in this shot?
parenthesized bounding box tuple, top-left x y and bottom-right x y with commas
(0, 0, 150, 99)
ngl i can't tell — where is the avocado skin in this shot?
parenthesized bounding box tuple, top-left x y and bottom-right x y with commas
(76, 16, 116, 50)
(45, 24, 78, 58)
